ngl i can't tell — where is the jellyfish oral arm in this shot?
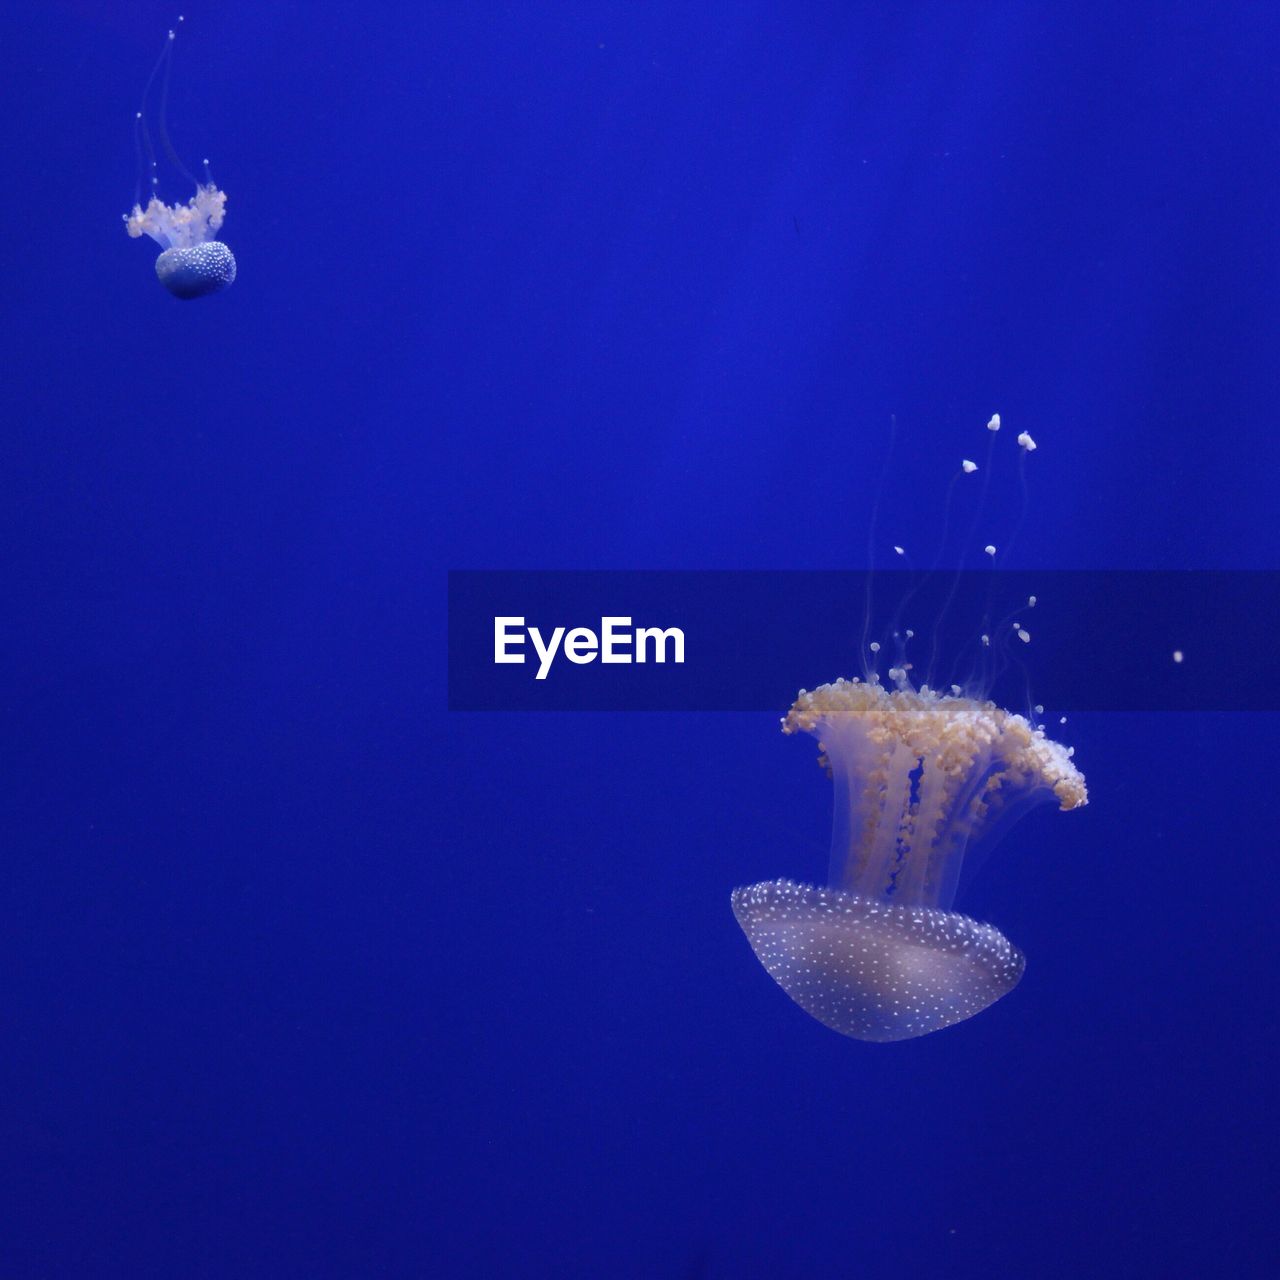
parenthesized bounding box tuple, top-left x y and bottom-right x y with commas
(788, 680, 1085, 913)
(124, 182, 226, 249)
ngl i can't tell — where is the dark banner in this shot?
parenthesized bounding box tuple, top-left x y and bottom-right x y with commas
(447, 570, 1277, 711)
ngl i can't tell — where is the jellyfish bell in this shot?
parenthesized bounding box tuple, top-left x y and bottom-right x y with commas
(125, 184, 236, 299)
(732, 678, 1086, 1042)
(730, 880, 1026, 1043)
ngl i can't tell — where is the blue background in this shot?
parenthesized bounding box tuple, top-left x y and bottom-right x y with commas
(1, 2, 1276, 1276)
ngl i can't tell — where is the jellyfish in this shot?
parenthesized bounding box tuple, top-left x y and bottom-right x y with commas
(731, 678, 1086, 1042)
(123, 20, 236, 300)
(125, 184, 236, 299)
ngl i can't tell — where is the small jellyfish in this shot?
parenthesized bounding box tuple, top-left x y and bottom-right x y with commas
(125, 184, 236, 299)
(732, 679, 1086, 1042)
(123, 20, 236, 300)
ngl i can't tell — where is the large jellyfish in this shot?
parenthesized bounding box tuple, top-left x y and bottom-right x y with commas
(123, 21, 236, 300)
(732, 678, 1086, 1042)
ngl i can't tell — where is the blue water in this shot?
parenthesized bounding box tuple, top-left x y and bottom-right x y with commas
(2, 3, 1277, 1276)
